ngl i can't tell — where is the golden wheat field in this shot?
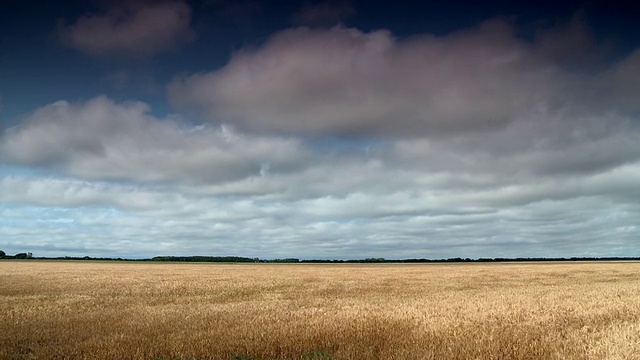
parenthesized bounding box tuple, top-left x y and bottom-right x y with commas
(1, 261, 640, 360)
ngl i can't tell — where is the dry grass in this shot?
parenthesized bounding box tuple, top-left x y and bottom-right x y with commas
(1, 261, 639, 360)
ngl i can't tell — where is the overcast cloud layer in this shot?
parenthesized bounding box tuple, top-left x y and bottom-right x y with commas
(1, 1, 639, 258)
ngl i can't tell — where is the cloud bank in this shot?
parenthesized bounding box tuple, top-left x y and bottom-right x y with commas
(169, 20, 640, 139)
(169, 21, 559, 137)
(2, 16, 639, 258)
(2, 92, 639, 258)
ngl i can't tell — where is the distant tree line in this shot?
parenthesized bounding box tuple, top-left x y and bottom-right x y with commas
(1, 250, 639, 263)
(0, 251, 32, 259)
(151, 256, 259, 263)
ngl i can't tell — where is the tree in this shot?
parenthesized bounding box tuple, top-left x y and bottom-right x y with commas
(0, 250, 5, 258)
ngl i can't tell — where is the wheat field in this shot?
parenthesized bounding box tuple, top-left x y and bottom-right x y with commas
(1, 261, 639, 360)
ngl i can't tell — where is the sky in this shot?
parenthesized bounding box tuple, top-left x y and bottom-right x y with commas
(1, 0, 639, 259)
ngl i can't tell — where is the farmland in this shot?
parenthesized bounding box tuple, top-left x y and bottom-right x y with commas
(1, 261, 639, 359)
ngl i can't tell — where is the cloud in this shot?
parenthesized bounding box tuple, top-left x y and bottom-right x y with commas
(2, 162, 639, 258)
(2, 94, 640, 258)
(293, 2, 356, 26)
(169, 17, 640, 139)
(58, 1, 195, 57)
(0, 96, 306, 185)
(3, 95, 639, 208)
(169, 20, 564, 137)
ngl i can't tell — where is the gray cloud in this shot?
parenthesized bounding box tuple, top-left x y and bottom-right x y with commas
(3, 95, 639, 207)
(169, 17, 640, 141)
(169, 20, 563, 137)
(391, 109, 640, 180)
(0, 96, 306, 185)
(58, 1, 195, 57)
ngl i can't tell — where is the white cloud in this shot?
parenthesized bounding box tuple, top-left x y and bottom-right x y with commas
(58, 1, 195, 57)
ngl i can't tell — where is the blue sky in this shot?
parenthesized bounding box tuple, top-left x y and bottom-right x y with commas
(1, 0, 639, 259)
